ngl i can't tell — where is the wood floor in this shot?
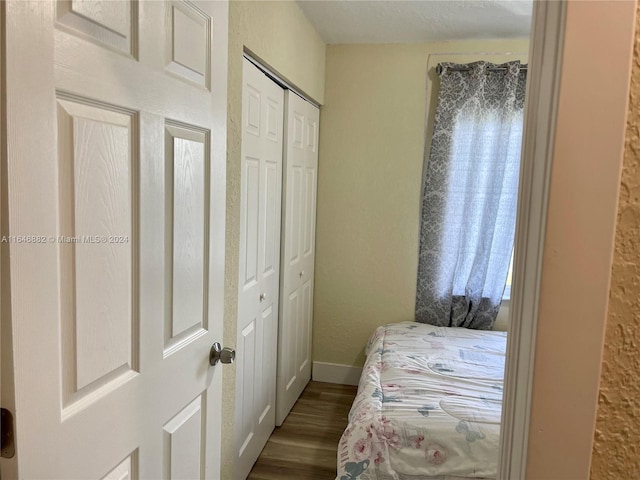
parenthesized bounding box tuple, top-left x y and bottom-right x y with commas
(247, 381, 358, 480)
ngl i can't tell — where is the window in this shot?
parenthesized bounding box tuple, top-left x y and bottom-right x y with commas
(503, 251, 514, 300)
(436, 110, 523, 300)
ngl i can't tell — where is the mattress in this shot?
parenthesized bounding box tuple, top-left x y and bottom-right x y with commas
(336, 321, 507, 480)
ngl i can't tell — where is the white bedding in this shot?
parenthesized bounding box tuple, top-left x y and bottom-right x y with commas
(336, 322, 507, 480)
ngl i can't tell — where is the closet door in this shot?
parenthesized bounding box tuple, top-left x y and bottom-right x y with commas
(276, 91, 320, 425)
(235, 58, 284, 479)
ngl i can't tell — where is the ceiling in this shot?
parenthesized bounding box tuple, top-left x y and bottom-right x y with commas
(296, 0, 533, 44)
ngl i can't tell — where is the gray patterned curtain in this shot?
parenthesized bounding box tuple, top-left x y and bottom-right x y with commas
(415, 61, 527, 329)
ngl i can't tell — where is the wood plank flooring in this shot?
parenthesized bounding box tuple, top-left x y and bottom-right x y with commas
(247, 381, 358, 480)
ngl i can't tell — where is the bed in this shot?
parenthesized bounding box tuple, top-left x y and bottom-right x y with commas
(336, 321, 507, 480)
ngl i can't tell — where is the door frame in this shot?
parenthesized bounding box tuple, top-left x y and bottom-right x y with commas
(498, 1, 566, 477)
(501, 0, 636, 478)
(233, 52, 319, 475)
(1, 0, 636, 478)
(243, 51, 319, 108)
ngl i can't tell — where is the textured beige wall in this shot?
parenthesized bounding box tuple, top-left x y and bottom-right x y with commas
(591, 3, 640, 478)
(228, 0, 325, 104)
(525, 1, 636, 478)
(221, 2, 325, 478)
(313, 39, 529, 368)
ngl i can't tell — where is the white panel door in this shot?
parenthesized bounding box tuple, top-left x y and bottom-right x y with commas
(1, 1, 228, 479)
(235, 58, 284, 480)
(276, 92, 320, 426)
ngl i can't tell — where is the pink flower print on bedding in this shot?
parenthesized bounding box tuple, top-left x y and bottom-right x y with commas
(425, 442, 447, 465)
(353, 438, 372, 461)
(412, 435, 425, 448)
(366, 416, 401, 450)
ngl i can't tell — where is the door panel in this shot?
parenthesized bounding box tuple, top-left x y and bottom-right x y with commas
(163, 395, 206, 480)
(239, 319, 256, 452)
(263, 160, 279, 276)
(235, 58, 284, 480)
(241, 158, 261, 288)
(285, 290, 299, 390)
(57, 95, 138, 409)
(276, 92, 320, 426)
(259, 304, 275, 422)
(300, 278, 313, 373)
(56, 0, 137, 56)
(165, 123, 209, 351)
(289, 166, 303, 264)
(304, 167, 316, 256)
(103, 454, 136, 480)
(2, 1, 228, 478)
(166, 1, 210, 88)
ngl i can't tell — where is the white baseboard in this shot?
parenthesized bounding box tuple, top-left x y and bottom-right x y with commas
(312, 362, 362, 386)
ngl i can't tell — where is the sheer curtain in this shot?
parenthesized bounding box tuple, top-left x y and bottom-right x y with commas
(415, 61, 527, 329)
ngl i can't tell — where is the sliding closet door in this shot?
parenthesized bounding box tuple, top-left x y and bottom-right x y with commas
(276, 91, 320, 426)
(235, 58, 284, 480)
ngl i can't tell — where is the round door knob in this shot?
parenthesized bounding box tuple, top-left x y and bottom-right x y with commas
(299, 271, 304, 277)
(259, 292, 267, 302)
(209, 342, 236, 366)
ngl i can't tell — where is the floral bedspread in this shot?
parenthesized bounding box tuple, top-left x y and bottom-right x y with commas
(337, 322, 507, 480)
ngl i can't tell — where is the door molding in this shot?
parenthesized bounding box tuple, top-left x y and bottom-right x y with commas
(243, 51, 320, 108)
(498, 2, 566, 478)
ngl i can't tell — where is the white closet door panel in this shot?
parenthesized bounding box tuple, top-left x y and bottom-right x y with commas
(300, 107, 318, 388)
(299, 279, 313, 374)
(303, 166, 316, 258)
(258, 304, 276, 423)
(303, 111, 319, 271)
(284, 290, 299, 390)
(238, 318, 256, 455)
(276, 92, 319, 426)
(289, 165, 303, 265)
(262, 159, 279, 278)
(235, 58, 284, 480)
(241, 157, 260, 289)
(292, 111, 304, 149)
